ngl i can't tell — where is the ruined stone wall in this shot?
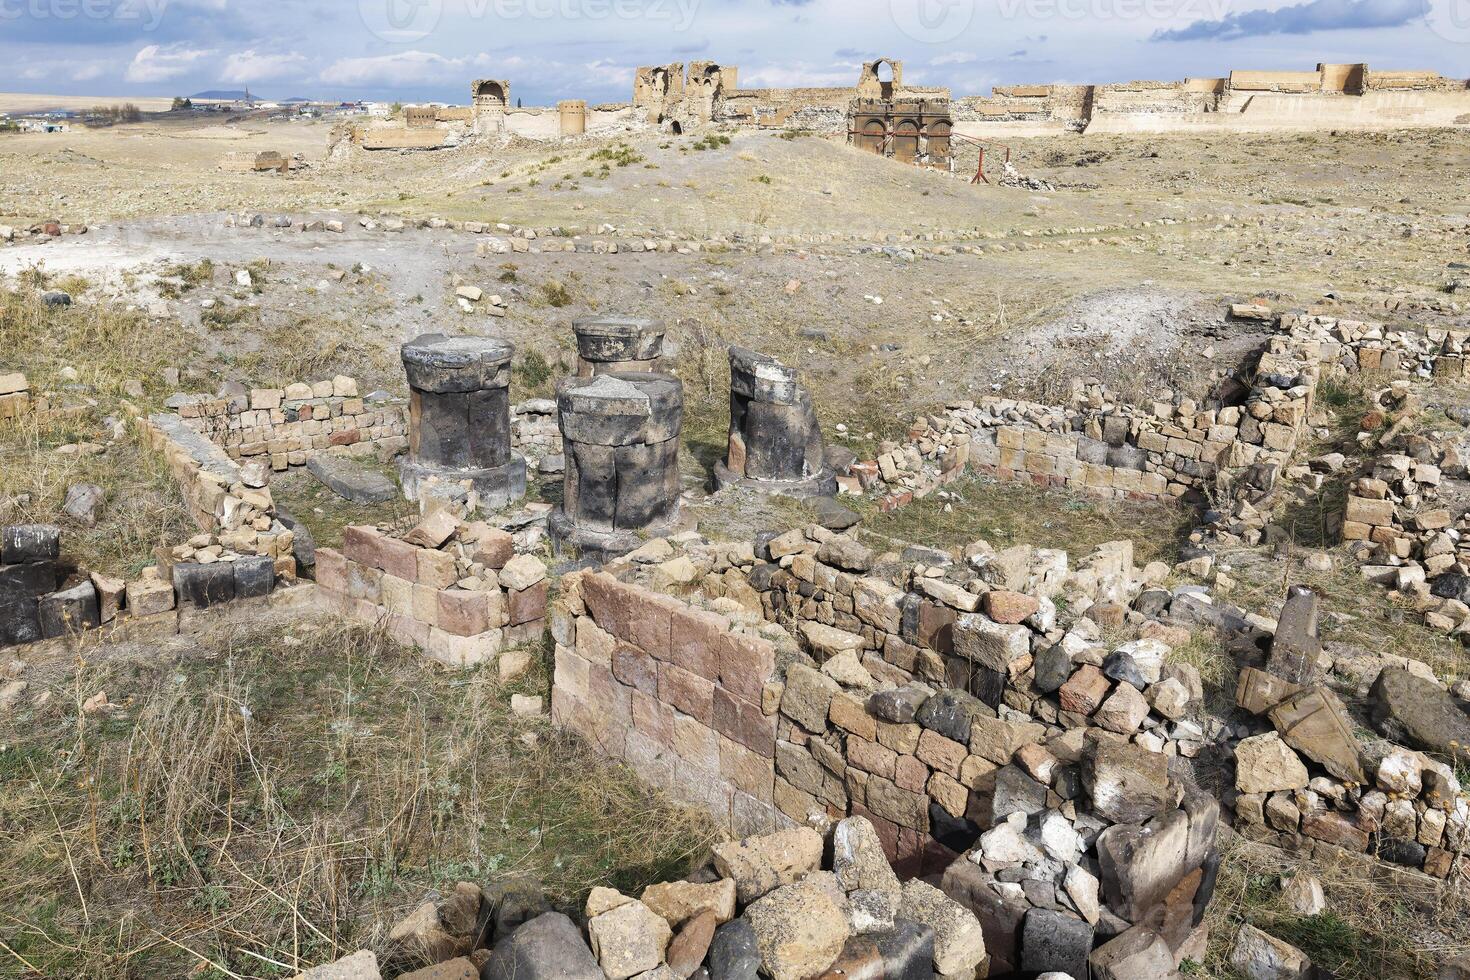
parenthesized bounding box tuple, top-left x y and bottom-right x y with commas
(551, 569, 786, 834)
(860, 331, 1321, 512)
(315, 522, 548, 669)
(550, 533, 1220, 971)
(168, 378, 409, 471)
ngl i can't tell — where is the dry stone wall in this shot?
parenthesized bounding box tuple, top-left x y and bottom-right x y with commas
(859, 326, 1322, 515)
(314, 519, 549, 670)
(550, 532, 1222, 975)
(167, 376, 408, 472)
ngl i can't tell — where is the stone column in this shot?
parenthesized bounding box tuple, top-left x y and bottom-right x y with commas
(400, 334, 527, 510)
(550, 372, 682, 560)
(715, 346, 836, 497)
(573, 317, 665, 377)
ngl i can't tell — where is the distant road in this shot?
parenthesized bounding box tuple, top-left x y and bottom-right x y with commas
(0, 93, 181, 115)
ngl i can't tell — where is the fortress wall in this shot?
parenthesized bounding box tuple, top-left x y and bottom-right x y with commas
(1085, 89, 1470, 133)
(1229, 69, 1323, 93)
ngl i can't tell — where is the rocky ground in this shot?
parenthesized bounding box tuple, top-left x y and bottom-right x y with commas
(2, 115, 1470, 979)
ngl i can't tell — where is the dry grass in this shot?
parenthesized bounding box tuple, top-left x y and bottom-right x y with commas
(852, 473, 1195, 566)
(0, 411, 193, 576)
(0, 285, 196, 401)
(1197, 834, 1468, 979)
(0, 619, 717, 979)
(1222, 546, 1467, 684)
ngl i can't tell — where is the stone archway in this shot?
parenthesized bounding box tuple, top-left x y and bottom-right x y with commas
(892, 118, 920, 162)
(476, 80, 506, 106)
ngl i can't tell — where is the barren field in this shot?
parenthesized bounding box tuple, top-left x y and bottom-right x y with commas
(3, 114, 1470, 980)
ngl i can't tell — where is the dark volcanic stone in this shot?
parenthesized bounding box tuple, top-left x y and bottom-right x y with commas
(306, 455, 399, 504)
(38, 581, 100, 638)
(232, 554, 276, 599)
(872, 919, 936, 980)
(1, 524, 61, 564)
(915, 688, 994, 742)
(478, 912, 600, 980)
(707, 917, 761, 980)
(1022, 908, 1094, 979)
(172, 562, 236, 608)
(1371, 667, 1470, 757)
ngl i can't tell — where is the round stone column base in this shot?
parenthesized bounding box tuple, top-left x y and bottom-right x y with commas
(400, 454, 528, 511)
(713, 461, 838, 499)
(549, 509, 679, 563)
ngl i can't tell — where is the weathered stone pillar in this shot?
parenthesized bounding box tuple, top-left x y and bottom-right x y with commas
(550, 372, 682, 559)
(400, 334, 527, 510)
(573, 317, 665, 377)
(714, 346, 836, 497)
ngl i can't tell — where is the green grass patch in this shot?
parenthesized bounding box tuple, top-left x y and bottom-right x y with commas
(852, 474, 1194, 566)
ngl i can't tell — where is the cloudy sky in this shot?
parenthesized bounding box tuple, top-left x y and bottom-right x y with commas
(1, 0, 1465, 105)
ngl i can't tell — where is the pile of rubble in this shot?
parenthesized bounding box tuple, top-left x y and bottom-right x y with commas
(297, 821, 989, 980)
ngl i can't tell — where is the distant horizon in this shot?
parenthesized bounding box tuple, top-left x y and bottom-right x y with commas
(1, 0, 1467, 110)
(3, 50, 1464, 117)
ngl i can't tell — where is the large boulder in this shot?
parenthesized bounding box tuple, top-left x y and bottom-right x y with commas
(1229, 924, 1311, 980)
(897, 879, 987, 977)
(745, 875, 850, 980)
(479, 912, 601, 980)
(587, 899, 672, 979)
(1371, 667, 1470, 758)
(712, 827, 824, 903)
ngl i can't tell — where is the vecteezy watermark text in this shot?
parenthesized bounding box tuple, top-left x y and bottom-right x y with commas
(360, 0, 701, 43)
(0, 0, 169, 30)
(995, 0, 1231, 23)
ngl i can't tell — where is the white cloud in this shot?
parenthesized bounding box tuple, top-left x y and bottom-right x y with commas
(221, 49, 309, 84)
(124, 44, 215, 84)
(740, 64, 858, 88)
(319, 50, 472, 87)
(931, 52, 978, 66)
(72, 65, 106, 83)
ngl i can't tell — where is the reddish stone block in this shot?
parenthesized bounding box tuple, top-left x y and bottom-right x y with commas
(670, 606, 724, 681)
(894, 754, 930, 793)
(713, 687, 776, 758)
(613, 642, 659, 694)
(329, 428, 362, 447)
(507, 580, 548, 626)
(473, 528, 514, 569)
(916, 728, 967, 778)
(315, 547, 347, 592)
(917, 601, 956, 656)
(629, 590, 681, 660)
(852, 803, 901, 864)
(848, 735, 897, 779)
(718, 632, 777, 705)
(582, 572, 633, 640)
(1058, 664, 1112, 715)
(659, 661, 715, 726)
(341, 525, 379, 567)
(983, 590, 1040, 625)
(438, 589, 491, 637)
(376, 536, 420, 581)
